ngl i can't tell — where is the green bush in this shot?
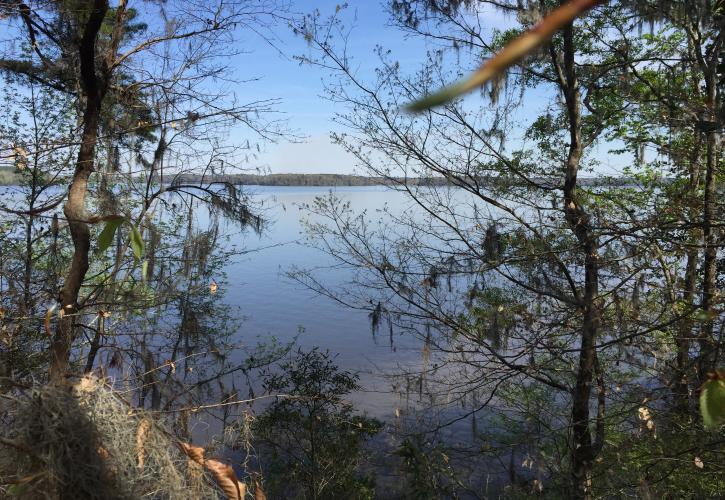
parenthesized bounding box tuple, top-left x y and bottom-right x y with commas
(248, 348, 381, 499)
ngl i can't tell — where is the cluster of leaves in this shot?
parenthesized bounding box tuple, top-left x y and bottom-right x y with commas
(249, 348, 381, 499)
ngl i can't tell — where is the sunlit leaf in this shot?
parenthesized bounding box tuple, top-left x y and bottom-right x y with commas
(130, 226, 145, 260)
(97, 217, 124, 254)
(406, 0, 604, 111)
(700, 372, 725, 430)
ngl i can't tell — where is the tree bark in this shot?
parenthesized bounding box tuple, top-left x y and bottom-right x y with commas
(697, 127, 720, 381)
(557, 17, 601, 499)
(694, 29, 722, 382)
(48, 0, 109, 383)
(672, 135, 702, 410)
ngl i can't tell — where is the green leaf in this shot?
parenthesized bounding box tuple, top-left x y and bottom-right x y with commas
(700, 376, 725, 430)
(6, 484, 26, 496)
(130, 226, 145, 261)
(141, 260, 148, 282)
(97, 217, 124, 254)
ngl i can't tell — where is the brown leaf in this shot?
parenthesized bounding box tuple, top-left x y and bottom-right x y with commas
(187, 458, 205, 495)
(205, 459, 246, 500)
(136, 418, 151, 469)
(44, 305, 56, 338)
(97, 445, 117, 482)
(179, 442, 205, 466)
(97, 445, 112, 461)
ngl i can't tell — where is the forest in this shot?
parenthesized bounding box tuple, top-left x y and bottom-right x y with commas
(0, 0, 723, 499)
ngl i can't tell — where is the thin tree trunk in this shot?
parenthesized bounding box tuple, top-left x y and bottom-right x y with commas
(673, 138, 702, 410)
(698, 127, 720, 381)
(557, 17, 601, 499)
(695, 30, 722, 381)
(23, 213, 34, 313)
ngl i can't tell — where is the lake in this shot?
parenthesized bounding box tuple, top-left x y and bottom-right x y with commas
(219, 185, 423, 420)
(0, 183, 444, 421)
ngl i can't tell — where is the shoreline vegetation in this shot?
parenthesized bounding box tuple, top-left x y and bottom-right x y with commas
(0, 166, 645, 188)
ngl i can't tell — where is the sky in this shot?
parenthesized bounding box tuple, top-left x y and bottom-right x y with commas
(225, 1, 630, 177)
(0, 1, 631, 177)
(229, 0, 515, 175)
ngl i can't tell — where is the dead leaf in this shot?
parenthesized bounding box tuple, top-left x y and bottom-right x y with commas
(74, 374, 98, 393)
(205, 459, 246, 500)
(136, 418, 151, 469)
(13, 146, 28, 169)
(179, 442, 205, 466)
(254, 475, 266, 500)
(44, 305, 56, 338)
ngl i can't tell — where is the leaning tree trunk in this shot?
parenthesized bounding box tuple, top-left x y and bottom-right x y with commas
(48, 0, 110, 383)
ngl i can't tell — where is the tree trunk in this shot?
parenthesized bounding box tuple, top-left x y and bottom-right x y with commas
(697, 127, 720, 381)
(557, 17, 601, 499)
(694, 34, 722, 381)
(673, 138, 702, 411)
(49, 99, 99, 382)
(48, 0, 109, 383)
(570, 250, 599, 500)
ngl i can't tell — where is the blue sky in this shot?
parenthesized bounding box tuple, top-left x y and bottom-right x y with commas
(227, 1, 628, 176)
(228, 1, 515, 175)
(229, 1, 429, 174)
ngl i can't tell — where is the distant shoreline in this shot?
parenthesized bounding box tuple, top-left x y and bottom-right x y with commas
(0, 167, 641, 188)
(169, 173, 640, 188)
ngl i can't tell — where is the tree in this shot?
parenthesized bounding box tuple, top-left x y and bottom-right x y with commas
(250, 348, 381, 499)
(606, 0, 723, 399)
(292, 1, 722, 497)
(0, 76, 76, 385)
(0, 0, 288, 387)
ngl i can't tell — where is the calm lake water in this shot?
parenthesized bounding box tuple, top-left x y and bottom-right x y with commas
(1, 183, 478, 438)
(0, 183, 518, 491)
(222, 185, 422, 420)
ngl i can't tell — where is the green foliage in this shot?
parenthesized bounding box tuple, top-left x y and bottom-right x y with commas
(96, 217, 124, 254)
(129, 225, 144, 261)
(700, 372, 725, 430)
(593, 416, 725, 498)
(250, 348, 381, 499)
(394, 435, 463, 499)
(0, 166, 21, 185)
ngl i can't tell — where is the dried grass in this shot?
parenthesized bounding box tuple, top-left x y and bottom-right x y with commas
(0, 376, 222, 499)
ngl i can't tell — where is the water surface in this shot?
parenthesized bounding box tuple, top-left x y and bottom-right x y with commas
(223, 185, 421, 419)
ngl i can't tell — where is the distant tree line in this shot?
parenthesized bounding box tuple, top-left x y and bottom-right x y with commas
(170, 172, 640, 187)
